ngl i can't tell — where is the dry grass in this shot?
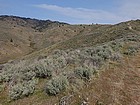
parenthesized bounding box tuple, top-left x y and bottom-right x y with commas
(68, 51, 140, 105)
(0, 16, 106, 64)
(1, 50, 140, 105)
(0, 16, 140, 105)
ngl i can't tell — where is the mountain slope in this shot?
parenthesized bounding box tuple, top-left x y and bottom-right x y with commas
(0, 15, 102, 63)
(0, 16, 140, 105)
(21, 19, 140, 61)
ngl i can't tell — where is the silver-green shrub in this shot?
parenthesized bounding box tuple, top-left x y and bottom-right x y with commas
(9, 79, 37, 100)
(124, 45, 139, 55)
(96, 46, 112, 60)
(45, 75, 69, 95)
(74, 67, 95, 80)
(46, 55, 67, 70)
(110, 52, 122, 61)
(31, 60, 52, 78)
(0, 63, 15, 82)
(0, 61, 30, 83)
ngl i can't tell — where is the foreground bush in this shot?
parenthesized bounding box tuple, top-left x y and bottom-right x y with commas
(123, 45, 140, 55)
(74, 67, 95, 80)
(31, 60, 52, 78)
(9, 79, 37, 100)
(45, 75, 69, 95)
(0, 63, 15, 82)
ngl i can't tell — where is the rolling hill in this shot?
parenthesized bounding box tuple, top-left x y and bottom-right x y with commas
(0, 16, 140, 105)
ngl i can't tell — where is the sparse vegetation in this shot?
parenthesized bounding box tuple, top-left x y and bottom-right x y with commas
(0, 33, 140, 101)
(0, 16, 140, 105)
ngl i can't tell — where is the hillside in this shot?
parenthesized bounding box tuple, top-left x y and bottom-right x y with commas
(0, 15, 110, 64)
(0, 15, 95, 63)
(0, 16, 140, 105)
(21, 19, 140, 61)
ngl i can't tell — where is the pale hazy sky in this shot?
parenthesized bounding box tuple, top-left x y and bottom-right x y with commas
(0, 0, 140, 24)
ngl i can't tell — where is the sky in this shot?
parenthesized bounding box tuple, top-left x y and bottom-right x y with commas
(0, 0, 140, 24)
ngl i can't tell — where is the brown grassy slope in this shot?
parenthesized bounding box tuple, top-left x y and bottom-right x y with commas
(0, 16, 102, 63)
(22, 20, 140, 61)
(1, 16, 139, 64)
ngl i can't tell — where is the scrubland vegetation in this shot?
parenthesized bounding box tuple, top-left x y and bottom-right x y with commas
(0, 34, 139, 101)
(0, 16, 140, 104)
